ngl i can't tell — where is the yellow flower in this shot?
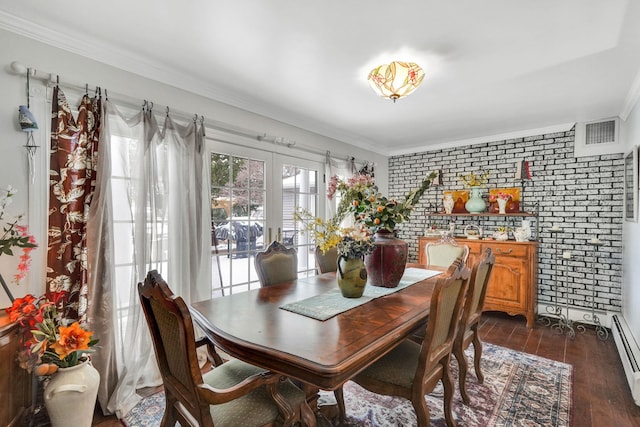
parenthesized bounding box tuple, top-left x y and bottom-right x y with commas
(458, 170, 491, 188)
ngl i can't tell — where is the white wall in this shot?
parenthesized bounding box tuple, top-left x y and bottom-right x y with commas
(0, 29, 388, 307)
(622, 98, 640, 344)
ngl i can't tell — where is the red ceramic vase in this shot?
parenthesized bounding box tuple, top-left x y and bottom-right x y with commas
(365, 230, 408, 288)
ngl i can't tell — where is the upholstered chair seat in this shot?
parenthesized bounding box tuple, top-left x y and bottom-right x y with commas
(334, 260, 471, 427)
(138, 270, 314, 427)
(205, 359, 308, 426)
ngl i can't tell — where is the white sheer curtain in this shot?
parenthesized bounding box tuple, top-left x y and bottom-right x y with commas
(88, 100, 210, 417)
(325, 154, 369, 219)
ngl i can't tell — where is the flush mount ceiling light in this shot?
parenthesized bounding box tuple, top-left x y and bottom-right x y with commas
(368, 61, 425, 102)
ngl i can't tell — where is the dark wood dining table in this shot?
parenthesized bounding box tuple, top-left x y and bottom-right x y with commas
(190, 268, 443, 393)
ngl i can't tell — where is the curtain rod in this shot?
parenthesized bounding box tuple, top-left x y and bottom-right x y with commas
(8, 61, 373, 166)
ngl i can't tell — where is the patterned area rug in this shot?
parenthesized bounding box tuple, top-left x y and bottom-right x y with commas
(122, 343, 572, 426)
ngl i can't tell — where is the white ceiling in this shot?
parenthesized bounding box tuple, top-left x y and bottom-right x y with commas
(2, 1, 640, 156)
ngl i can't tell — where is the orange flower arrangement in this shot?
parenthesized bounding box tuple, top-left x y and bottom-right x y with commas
(6, 293, 98, 373)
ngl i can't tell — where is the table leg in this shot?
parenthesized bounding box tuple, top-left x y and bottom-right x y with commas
(301, 383, 340, 425)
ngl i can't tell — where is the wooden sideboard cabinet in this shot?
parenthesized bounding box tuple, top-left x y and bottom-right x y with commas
(0, 312, 32, 427)
(418, 237, 538, 328)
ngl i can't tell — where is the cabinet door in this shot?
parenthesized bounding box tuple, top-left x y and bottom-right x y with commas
(484, 254, 527, 310)
(0, 324, 31, 427)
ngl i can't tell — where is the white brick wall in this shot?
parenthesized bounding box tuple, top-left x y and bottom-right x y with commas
(389, 128, 623, 313)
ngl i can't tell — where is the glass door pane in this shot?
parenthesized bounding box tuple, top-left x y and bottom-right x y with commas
(276, 156, 324, 278)
(209, 144, 270, 296)
(207, 140, 325, 296)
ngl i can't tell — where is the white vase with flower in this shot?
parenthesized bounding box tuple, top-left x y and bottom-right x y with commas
(497, 198, 508, 214)
(6, 294, 100, 427)
(493, 191, 511, 214)
(44, 360, 100, 427)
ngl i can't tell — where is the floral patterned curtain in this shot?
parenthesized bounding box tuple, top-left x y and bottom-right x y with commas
(47, 86, 101, 321)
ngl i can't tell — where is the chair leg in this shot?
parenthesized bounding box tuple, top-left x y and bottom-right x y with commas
(453, 341, 471, 405)
(299, 399, 317, 427)
(160, 395, 178, 427)
(471, 329, 484, 384)
(333, 387, 346, 424)
(442, 360, 458, 427)
(411, 390, 431, 427)
(268, 382, 295, 426)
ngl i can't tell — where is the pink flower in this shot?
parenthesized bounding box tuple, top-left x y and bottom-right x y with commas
(327, 176, 339, 200)
(0, 186, 38, 284)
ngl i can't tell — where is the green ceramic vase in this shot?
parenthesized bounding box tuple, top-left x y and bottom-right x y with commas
(465, 186, 486, 213)
(337, 255, 367, 298)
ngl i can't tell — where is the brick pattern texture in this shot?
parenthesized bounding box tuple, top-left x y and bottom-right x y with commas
(389, 128, 623, 313)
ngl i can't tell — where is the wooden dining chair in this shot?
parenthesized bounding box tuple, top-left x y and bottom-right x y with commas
(314, 246, 338, 273)
(423, 237, 469, 268)
(334, 261, 471, 427)
(408, 256, 464, 344)
(255, 240, 298, 287)
(453, 247, 495, 404)
(138, 270, 315, 427)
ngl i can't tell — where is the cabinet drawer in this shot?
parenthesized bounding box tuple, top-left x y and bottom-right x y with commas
(464, 241, 483, 255)
(482, 243, 528, 257)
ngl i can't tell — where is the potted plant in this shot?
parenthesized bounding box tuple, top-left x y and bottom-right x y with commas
(335, 223, 375, 298)
(328, 171, 438, 288)
(6, 293, 99, 427)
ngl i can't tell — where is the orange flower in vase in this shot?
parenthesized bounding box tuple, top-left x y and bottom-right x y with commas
(50, 322, 94, 360)
(6, 293, 99, 372)
(7, 292, 101, 427)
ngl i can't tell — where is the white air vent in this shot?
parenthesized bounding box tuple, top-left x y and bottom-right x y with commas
(612, 314, 640, 406)
(574, 117, 623, 157)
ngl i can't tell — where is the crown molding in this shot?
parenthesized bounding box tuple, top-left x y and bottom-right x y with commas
(0, 11, 384, 155)
(388, 122, 576, 157)
(0, 11, 271, 120)
(620, 67, 640, 121)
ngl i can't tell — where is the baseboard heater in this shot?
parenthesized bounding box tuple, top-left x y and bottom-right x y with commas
(612, 315, 640, 406)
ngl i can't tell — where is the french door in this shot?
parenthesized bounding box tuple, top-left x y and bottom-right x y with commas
(207, 138, 324, 296)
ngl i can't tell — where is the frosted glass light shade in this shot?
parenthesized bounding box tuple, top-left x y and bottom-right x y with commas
(368, 61, 424, 102)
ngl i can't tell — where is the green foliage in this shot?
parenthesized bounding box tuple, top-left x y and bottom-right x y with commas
(210, 153, 245, 188)
(329, 171, 438, 233)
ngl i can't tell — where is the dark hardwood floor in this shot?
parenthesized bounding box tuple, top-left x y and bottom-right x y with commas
(91, 312, 640, 426)
(480, 312, 640, 427)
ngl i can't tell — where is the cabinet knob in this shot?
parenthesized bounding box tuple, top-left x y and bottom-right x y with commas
(497, 248, 513, 254)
